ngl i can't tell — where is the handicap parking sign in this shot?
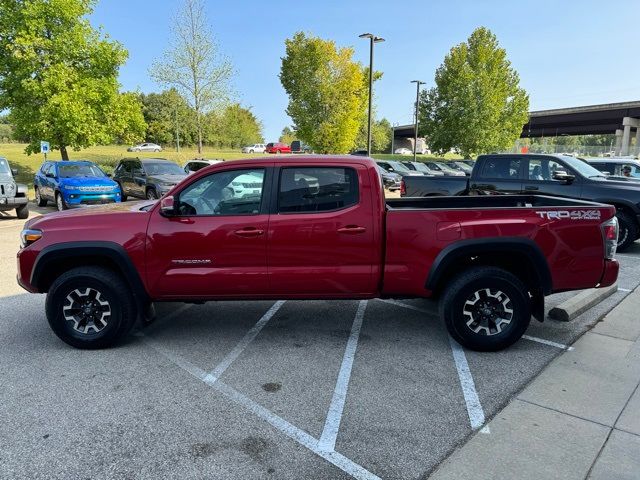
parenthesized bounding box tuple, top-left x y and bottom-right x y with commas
(40, 141, 50, 154)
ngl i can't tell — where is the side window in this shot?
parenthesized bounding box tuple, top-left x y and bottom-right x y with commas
(482, 158, 521, 179)
(41, 163, 50, 175)
(595, 163, 615, 175)
(278, 167, 359, 213)
(528, 159, 568, 181)
(379, 162, 391, 172)
(176, 168, 265, 216)
(132, 161, 143, 174)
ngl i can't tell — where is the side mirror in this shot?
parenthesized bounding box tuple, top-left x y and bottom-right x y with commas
(106, 173, 112, 177)
(11, 168, 18, 176)
(552, 171, 575, 184)
(159, 195, 175, 216)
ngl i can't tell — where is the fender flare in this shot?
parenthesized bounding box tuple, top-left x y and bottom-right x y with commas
(31, 241, 149, 303)
(425, 237, 553, 295)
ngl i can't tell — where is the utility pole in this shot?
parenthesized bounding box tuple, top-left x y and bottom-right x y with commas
(359, 33, 385, 155)
(410, 80, 425, 162)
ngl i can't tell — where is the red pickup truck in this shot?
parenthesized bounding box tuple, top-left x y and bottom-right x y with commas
(17, 156, 619, 351)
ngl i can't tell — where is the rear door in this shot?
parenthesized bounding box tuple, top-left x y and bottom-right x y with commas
(268, 163, 377, 296)
(523, 157, 582, 198)
(471, 157, 524, 194)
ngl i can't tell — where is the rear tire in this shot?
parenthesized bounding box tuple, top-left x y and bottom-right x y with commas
(35, 187, 47, 207)
(615, 210, 638, 252)
(16, 203, 29, 219)
(440, 266, 531, 351)
(276, 149, 281, 154)
(45, 266, 137, 349)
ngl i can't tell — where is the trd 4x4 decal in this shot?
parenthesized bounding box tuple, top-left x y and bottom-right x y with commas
(535, 210, 601, 220)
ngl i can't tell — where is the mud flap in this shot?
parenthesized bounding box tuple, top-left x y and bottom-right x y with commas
(532, 291, 545, 322)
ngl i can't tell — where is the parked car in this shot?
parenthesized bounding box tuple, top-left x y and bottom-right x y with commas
(241, 144, 266, 154)
(401, 153, 640, 251)
(18, 155, 618, 352)
(350, 149, 369, 156)
(377, 165, 402, 190)
(376, 160, 423, 177)
(34, 161, 120, 211)
(127, 143, 162, 153)
(394, 147, 413, 155)
(183, 159, 224, 175)
(0, 157, 29, 219)
(585, 158, 640, 179)
(113, 158, 187, 200)
(401, 161, 444, 176)
(265, 142, 291, 154)
(424, 161, 466, 176)
(449, 161, 473, 176)
(291, 140, 313, 154)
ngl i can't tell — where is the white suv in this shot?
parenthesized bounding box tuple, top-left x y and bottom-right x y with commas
(241, 144, 266, 153)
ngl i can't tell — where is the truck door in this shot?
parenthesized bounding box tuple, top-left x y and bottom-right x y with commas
(523, 157, 582, 198)
(145, 166, 271, 298)
(470, 157, 524, 194)
(268, 164, 377, 296)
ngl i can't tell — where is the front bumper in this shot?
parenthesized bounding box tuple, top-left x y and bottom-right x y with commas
(0, 196, 28, 209)
(63, 192, 120, 207)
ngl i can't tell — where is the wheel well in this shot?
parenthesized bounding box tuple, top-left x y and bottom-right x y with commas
(36, 255, 126, 293)
(429, 250, 546, 298)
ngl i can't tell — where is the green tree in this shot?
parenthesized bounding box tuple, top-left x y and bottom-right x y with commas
(280, 32, 372, 153)
(150, 0, 233, 154)
(141, 89, 197, 148)
(419, 27, 529, 157)
(355, 117, 392, 153)
(0, 0, 146, 159)
(279, 126, 296, 144)
(216, 103, 264, 149)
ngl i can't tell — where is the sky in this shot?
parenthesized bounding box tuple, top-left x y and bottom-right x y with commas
(91, 0, 640, 142)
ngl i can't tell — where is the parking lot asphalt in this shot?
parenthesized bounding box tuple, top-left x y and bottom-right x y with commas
(2, 206, 640, 479)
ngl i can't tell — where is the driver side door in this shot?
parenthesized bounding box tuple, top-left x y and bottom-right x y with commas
(145, 166, 272, 299)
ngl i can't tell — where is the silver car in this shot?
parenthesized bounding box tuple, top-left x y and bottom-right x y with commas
(127, 142, 162, 152)
(242, 143, 266, 153)
(183, 159, 224, 175)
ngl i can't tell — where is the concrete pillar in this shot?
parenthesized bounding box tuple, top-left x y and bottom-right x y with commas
(635, 127, 640, 156)
(621, 117, 640, 156)
(615, 129, 623, 155)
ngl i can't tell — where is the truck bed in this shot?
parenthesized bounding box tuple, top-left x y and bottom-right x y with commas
(387, 194, 605, 210)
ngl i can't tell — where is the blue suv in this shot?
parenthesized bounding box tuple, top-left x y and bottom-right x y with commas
(34, 161, 121, 211)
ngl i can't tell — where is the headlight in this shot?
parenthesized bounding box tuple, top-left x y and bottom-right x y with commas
(20, 229, 42, 248)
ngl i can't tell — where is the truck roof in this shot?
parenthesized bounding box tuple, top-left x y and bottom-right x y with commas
(215, 154, 378, 167)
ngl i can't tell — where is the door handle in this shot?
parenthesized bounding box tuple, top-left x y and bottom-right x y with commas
(337, 225, 366, 234)
(234, 227, 264, 237)
(524, 186, 539, 191)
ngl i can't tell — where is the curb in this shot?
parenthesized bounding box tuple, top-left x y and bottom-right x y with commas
(548, 283, 618, 322)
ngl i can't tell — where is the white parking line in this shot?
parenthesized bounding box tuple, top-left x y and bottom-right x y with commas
(375, 298, 435, 315)
(138, 332, 381, 480)
(204, 300, 285, 384)
(522, 334, 574, 351)
(318, 300, 367, 452)
(618, 287, 632, 293)
(449, 336, 487, 431)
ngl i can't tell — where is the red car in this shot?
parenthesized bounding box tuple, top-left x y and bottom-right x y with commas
(17, 156, 618, 351)
(265, 142, 291, 154)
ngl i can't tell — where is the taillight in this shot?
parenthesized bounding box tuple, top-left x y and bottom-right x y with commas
(601, 217, 618, 260)
(400, 179, 406, 196)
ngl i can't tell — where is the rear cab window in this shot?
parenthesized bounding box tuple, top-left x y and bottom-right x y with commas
(278, 167, 359, 213)
(481, 157, 522, 179)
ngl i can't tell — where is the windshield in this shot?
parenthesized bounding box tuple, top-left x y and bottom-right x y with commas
(388, 161, 411, 172)
(412, 163, 431, 173)
(0, 158, 10, 174)
(561, 156, 606, 178)
(58, 164, 106, 178)
(144, 162, 184, 176)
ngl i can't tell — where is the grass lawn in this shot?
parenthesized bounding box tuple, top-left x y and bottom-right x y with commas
(0, 142, 463, 198)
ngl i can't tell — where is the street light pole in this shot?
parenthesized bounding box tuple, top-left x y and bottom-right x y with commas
(359, 33, 385, 155)
(410, 80, 425, 162)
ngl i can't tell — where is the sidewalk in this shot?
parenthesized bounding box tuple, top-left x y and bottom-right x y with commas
(431, 286, 640, 480)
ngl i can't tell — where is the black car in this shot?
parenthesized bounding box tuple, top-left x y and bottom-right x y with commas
(402, 153, 640, 251)
(291, 140, 313, 153)
(377, 165, 402, 191)
(113, 158, 187, 200)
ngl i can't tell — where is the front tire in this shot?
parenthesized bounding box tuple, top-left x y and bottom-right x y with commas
(615, 210, 638, 252)
(440, 267, 531, 351)
(35, 187, 47, 207)
(55, 192, 67, 211)
(146, 188, 158, 200)
(45, 266, 137, 349)
(117, 183, 127, 201)
(16, 203, 29, 219)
